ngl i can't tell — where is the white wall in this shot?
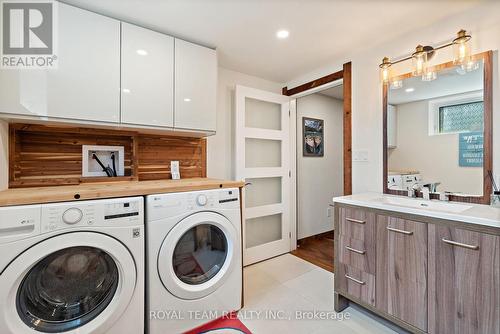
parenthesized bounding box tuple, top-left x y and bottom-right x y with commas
(0, 120, 7, 190)
(206, 67, 283, 179)
(388, 100, 483, 195)
(286, 2, 500, 194)
(297, 93, 343, 239)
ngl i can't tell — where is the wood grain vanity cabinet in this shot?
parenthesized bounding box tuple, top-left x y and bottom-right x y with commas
(428, 224, 500, 334)
(336, 207, 376, 306)
(334, 203, 500, 334)
(376, 215, 428, 331)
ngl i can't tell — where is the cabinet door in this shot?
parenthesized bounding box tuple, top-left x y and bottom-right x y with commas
(0, 3, 120, 122)
(376, 215, 428, 331)
(174, 39, 217, 132)
(121, 23, 174, 127)
(428, 225, 500, 334)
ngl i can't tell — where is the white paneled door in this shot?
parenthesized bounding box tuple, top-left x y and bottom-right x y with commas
(235, 85, 293, 266)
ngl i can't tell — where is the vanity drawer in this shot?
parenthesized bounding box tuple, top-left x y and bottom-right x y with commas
(339, 235, 375, 274)
(337, 264, 375, 306)
(338, 207, 376, 242)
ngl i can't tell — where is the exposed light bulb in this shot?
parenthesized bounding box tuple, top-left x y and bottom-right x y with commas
(422, 71, 437, 82)
(390, 80, 403, 90)
(453, 29, 471, 65)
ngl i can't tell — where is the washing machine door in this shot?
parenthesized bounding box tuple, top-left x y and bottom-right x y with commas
(0, 232, 137, 334)
(157, 211, 238, 300)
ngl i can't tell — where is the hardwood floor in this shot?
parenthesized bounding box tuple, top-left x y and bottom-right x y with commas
(291, 231, 334, 272)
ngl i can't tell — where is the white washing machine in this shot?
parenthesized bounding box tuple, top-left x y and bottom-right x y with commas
(0, 197, 144, 334)
(146, 188, 242, 334)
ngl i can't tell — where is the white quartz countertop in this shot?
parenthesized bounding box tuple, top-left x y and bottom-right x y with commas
(332, 192, 500, 230)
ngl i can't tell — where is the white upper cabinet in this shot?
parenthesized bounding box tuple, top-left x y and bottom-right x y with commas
(174, 39, 217, 132)
(121, 23, 174, 128)
(0, 3, 121, 122)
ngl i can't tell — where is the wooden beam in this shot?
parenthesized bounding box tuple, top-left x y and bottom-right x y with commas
(343, 62, 352, 195)
(282, 69, 343, 96)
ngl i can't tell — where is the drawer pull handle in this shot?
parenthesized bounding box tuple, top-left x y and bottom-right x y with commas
(345, 246, 366, 255)
(346, 218, 366, 224)
(387, 226, 413, 235)
(345, 274, 365, 285)
(442, 238, 479, 250)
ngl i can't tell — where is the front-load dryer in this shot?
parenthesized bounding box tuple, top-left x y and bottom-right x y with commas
(0, 197, 144, 334)
(146, 188, 242, 334)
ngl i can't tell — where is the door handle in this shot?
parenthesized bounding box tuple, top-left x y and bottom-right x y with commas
(442, 238, 479, 250)
(346, 218, 366, 224)
(387, 226, 413, 235)
(345, 274, 365, 285)
(345, 246, 366, 255)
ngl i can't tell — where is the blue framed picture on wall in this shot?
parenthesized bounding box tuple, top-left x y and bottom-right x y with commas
(459, 131, 483, 167)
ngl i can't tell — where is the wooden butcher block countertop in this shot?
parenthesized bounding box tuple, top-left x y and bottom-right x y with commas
(0, 178, 245, 207)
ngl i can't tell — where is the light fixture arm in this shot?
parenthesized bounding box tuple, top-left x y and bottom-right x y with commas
(379, 29, 472, 79)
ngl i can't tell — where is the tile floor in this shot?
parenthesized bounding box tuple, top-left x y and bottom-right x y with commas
(239, 254, 405, 334)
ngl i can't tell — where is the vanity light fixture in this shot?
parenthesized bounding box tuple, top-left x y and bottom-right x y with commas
(412, 45, 428, 77)
(422, 71, 437, 82)
(390, 80, 403, 90)
(379, 29, 474, 83)
(452, 29, 471, 66)
(379, 57, 392, 84)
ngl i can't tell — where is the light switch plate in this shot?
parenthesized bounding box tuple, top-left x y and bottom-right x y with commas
(171, 161, 180, 180)
(353, 150, 369, 162)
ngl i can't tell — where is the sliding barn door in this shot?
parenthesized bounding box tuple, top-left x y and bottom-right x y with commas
(235, 85, 292, 266)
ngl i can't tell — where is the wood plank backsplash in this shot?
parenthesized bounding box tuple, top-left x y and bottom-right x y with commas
(9, 124, 206, 188)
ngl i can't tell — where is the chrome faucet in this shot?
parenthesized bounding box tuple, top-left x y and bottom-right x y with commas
(407, 184, 421, 198)
(421, 187, 430, 200)
(439, 191, 451, 201)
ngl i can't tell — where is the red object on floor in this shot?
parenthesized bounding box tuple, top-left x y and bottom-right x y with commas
(184, 311, 251, 334)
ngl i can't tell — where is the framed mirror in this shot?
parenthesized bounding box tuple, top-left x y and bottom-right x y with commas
(383, 51, 493, 204)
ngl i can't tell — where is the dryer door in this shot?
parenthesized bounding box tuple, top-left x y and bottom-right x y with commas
(0, 232, 137, 334)
(157, 212, 239, 300)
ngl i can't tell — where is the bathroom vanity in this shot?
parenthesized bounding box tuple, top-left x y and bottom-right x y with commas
(333, 193, 500, 334)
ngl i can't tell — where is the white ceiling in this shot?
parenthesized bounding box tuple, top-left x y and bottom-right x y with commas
(61, 0, 486, 83)
(388, 62, 483, 105)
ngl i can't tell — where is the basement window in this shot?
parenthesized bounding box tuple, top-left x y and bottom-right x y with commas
(438, 101, 484, 134)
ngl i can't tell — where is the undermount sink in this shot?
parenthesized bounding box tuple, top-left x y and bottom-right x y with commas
(374, 196, 473, 214)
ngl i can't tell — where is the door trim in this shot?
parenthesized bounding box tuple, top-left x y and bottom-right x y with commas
(282, 62, 353, 195)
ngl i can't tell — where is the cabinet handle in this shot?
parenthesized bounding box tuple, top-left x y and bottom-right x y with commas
(346, 218, 366, 224)
(442, 238, 479, 250)
(345, 246, 366, 255)
(387, 226, 413, 235)
(345, 274, 365, 285)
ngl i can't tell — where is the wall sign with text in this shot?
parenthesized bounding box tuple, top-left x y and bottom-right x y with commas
(459, 131, 483, 167)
